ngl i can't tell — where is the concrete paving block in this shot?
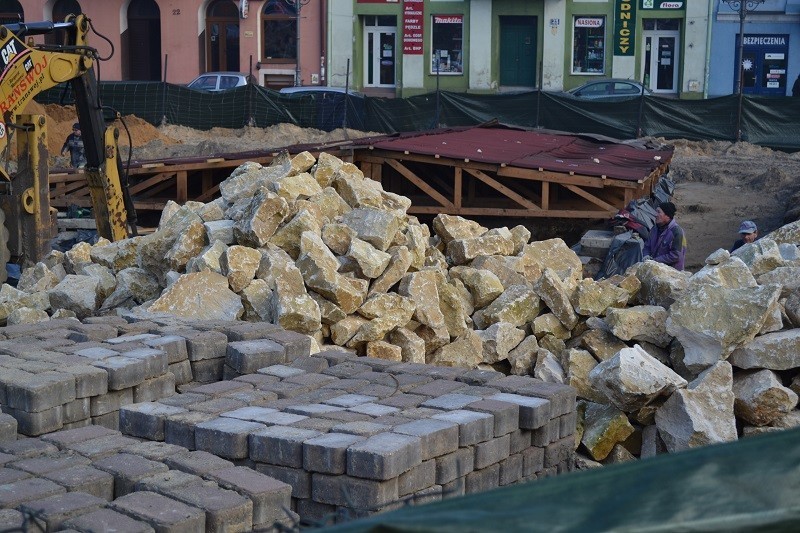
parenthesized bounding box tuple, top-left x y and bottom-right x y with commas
(294, 498, 337, 524)
(0, 477, 66, 508)
(219, 322, 282, 341)
(410, 484, 443, 506)
(522, 446, 544, 477)
(318, 410, 374, 424)
(474, 434, 511, 469)
(18, 491, 106, 532)
(263, 330, 312, 361)
(499, 453, 523, 486)
(190, 397, 246, 415)
(0, 467, 31, 484)
(63, 508, 155, 533)
(167, 361, 193, 386)
(322, 362, 372, 379)
(93, 453, 170, 497)
(544, 436, 574, 468)
(255, 463, 312, 499)
(133, 374, 177, 404)
(120, 403, 188, 441)
(311, 473, 398, 509)
(179, 330, 228, 362)
(284, 373, 339, 389)
(62, 419, 93, 431)
(398, 459, 436, 497)
(40, 425, 118, 448)
(122, 441, 186, 463)
(407, 379, 468, 397)
(227, 339, 286, 374)
(6, 372, 76, 412)
(393, 419, 459, 461)
(517, 380, 577, 418)
(509, 429, 532, 454)
(134, 470, 208, 495)
(289, 418, 340, 433)
(188, 380, 253, 398)
(289, 356, 328, 373)
(400, 407, 441, 420)
(62, 397, 91, 425)
(465, 462, 500, 494)
(0, 509, 25, 531)
(112, 490, 205, 532)
(163, 410, 213, 448)
(357, 384, 400, 399)
(257, 364, 305, 379)
(161, 484, 253, 533)
(164, 450, 234, 477)
(284, 403, 345, 417)
(330, 421, 390, 437)
(558, 411, 577, 439)
(72, 346, 119, 361)
(346, 432, 422, 480)
(435, 448, 475, 485)
(190, 358, 225, 382)
(220, 406, 278, 424)
(375, 393, 427, 410)
(195, 418, 266, 460)
(92, 411, 120, 432)
(231, 374, 280, 390)
(120, 348, 170, 381)
(431, 410, 494, 447)
(65, 435, 140, 460)
(68, 323, 119, 342)
(531, 418, 558, 446)
(205, 466, 293, 527)
(315, 349, 356, 366)
(158, 392, 208, 409)
(0, 438, 58, 458)
(61, 365, 108, 398)
(456, 368, 506, 386)
(420, 393, 478, 411)
(347, 403, 400, 417)
(249, 426, 321, 467)
(319, 378, 371, 393)
(485, 375, 538, 393)
(90, 388, 134, 417)
(143, 336, 189, 364)
(303, 433, 366, 474)
(0, 413, 17, 442)
(466, 399, 521, 437)
(488, 392, 552, 429)
(92, 356, 154, 391)
(42, 465, 115, 501)
(106, 333, 160, 345)
(6, 405, 63, 436)
(8, 454, 91, 476)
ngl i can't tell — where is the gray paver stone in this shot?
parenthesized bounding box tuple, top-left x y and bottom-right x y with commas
(42, 465, 115, 501)
(92, 357, 149, 391)
(6, 372, 76, 412)
(227, 340, 286, 374)
(134, 470, 208, 494)
(302, 432, 366, 474)
(0, 438, 58, 458)
(544, 436, 574, 468)
(7, 405, 63, 436)
(133, 374, 176, 404)
(465, 462, 500, 494)
(522, 446, 545, 477)
(8, 454, 90, 476)
(161, 483, 253, 533)
(0, 414, 17, 443)
(518, 380, 576, 417)
(330, 421, 390, 437)
(509, 429, 532, 454)
(254, 463, 311, 499)
(65, 434, 140, 460)
(398, 459, 436, 497)
(167, 361, 193, 386)
(435, 448, 475, 485)
(120, 349, 170, 381)
(264, 330, 312, 361)
(111, 490, 205, 532)
(421, 393, 479, 411)
(392, 419, 460, 461)
(180, 330, 228, 361)
(0, 477, 66, 508)
(194, 418, 266, 459)
(346, 432, 422, 480)
(92, 411, 121, 432)
(163, 411, 219, 451)
(204, 466, 292, 526)
(190, 358, 225, 382)
(311, 473, 398, 509)
(163, 450, 234, 477)
(18, 491, 105, 532)
(90, 388, 134, 417)
(63, 508, 155, 533)
(0, 468, 30, 484)
(187, 380, 252, 398)
(123, 441, 187, 462)
(466, 399, 521, 437)
(474, 434, 512, 469)
(0, 509, 25, 531)
(120, 402, 188, 441)
(61, 365, 109, 398)
(249, 426, 321, 467)
(144, 336, 189, 364)
(62, 397, 91, 425)
(488, 393, 551, 429)
(93, 453, 170, 497)
(431, 410, 494, 446)
(499, 453, 523, 486)
(257, 364, 305, 378)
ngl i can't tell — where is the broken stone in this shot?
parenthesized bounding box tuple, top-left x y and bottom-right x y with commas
(204, 220, 236, 245)
(533, 348, 565, 384)
(429, 330, 483, 368)
(75, 263, 117, 301)
(579, 329, 628, 362)
(149, 270, 243, 320)
(48, 274, 101, 319)
(270, 208, 322, 259)
(17, 262, 60, 293)
(535, 268, 578, 330)
(479, 284, 540, 328)
(688, 256, 757, 291)
(469, 256, 528, 288)
(532, 313, 570, 340)
(449, 266, 504, 309)
(220, 245, 262, 293)
(732, 238, 785, 277)
(570, 279, 629, 317)
(388, 327, 426, 364)
(476, 322, 526, 364)
(757, 267, 800, 298)
(605, 305, 671, 348)
(313, 152, 345, 187)
(7, 307, 49, 325)
(398, 271, 446, 331)
(366, 340, 403, 361)
(233, 191, 290, 248)
(186, 240, 228, 274)
(321, 222, 355, 256)
(270, 171, 323, 201)
(241, 278, 272, 322)
(437, 280, 471, 338)
(732, 369, 798, 426)
(729, 329, 800, 371)
(341, 207, 401, 252)
(333, 163, 384, 208)
(446, 228, 515, 265)
(564, 348, 606, 403)
(635, 261, 689, 309)
(432, 214, 487, 244)
(581, 402, 635, 461)
(520, 238, 583, 287)
(347, 238, 391, 279)
(507, 335, 539, 376)
(101, 268, 160, 311)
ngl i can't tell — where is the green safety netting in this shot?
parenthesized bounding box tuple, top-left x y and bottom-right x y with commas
(320, 427, 800, 532)
(35, 82, 800, 150)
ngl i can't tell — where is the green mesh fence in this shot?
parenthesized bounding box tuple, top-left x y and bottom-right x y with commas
(34, 82, 800, 150)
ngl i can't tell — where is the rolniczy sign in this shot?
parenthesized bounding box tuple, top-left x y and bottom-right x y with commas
(614, 0, 636, 56)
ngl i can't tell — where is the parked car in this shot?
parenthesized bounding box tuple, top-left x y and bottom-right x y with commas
(565, 79, 651, 100)
(187, 72, 251, 92)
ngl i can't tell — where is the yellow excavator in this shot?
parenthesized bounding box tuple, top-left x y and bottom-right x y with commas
(0, 14, 137, 281)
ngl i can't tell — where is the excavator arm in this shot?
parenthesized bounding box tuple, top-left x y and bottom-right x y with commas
(0, 14, 136, 274)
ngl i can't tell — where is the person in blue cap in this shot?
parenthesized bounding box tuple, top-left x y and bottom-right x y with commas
(642, 201, 687, 271)
(61, 122, 86, 168)
(731, 220, 758, 252)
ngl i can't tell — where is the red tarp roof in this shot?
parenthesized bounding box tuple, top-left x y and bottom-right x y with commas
(356, 126, 674, 182)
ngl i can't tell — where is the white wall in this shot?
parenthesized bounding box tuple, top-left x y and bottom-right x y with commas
(469, 0, 493, 89)
(328, 2, 355, 88)
(542, 0, 567, 90)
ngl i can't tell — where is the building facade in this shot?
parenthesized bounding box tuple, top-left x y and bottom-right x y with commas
(8, 0, 327, 88)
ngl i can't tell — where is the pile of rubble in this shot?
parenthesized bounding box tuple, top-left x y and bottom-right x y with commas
(3, 151, 800, 464)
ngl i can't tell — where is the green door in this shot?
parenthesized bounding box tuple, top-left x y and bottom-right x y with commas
(499, 17, 537, 87)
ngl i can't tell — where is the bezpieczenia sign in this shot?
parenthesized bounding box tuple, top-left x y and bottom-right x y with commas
(614, 0, 636, 56)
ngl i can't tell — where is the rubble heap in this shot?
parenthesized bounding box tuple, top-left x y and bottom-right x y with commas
(4, 151, 800, 463)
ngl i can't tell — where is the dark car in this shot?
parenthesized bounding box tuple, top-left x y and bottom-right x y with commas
(187, 72, 251, 92)
(566, 79, 651, 100)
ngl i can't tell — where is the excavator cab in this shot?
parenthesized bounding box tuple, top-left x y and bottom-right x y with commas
(0, 14, 137, 281)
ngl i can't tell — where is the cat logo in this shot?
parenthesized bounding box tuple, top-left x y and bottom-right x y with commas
(0, 37, 25, 73)
(0, 122, 5, 139)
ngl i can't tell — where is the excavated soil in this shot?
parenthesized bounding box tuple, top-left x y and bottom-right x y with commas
(32, 105, 800, 271)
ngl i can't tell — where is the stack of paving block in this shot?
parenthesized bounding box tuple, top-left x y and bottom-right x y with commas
(0, 317, 312, 436)
(0, 424, 295, 532)
(118, 350, 577, 521)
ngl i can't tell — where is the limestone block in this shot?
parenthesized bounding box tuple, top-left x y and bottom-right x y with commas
(534, 268, 578, 330)
(470, 256, 528, 288)
(446, 228, 515, 265)
(757, 266, 800, 297)
(398, 271, 446, 330)
(48, 275, 101, 319)
(533, 348, 565, 384)
(17, 262, 60, 293)
(313, 152, 344, 187)
(437, 281, 471, 338)
(341, 207, 401, 252)
(635, 260, 689, 309)
(449, 266, 504, 309)
(432, 214, 487, 244)
(480, 284, 541, 328)
(204, 220, 236, 245)
(579, 329, 628, 361)
(571, 278, 629, 317)
(219, 245, 261, 293)
(388, 327, 426, 364)
(564, 348, 606, 403)
(269, 208, 322, 259)
(605, 305, 671, 347)
(532, 313, 570, 340)
(520, 238, 583, 287)
(233, 191, 289, 248)
(507, 335, 539, 376)
(333, 163, 384, 208)
(240, 279, 272, 322)
(102, 268, 161, 311)
(7, 307, 49, 325)
(580, 402, 635, 461)
(428, 331, 483, 368)
(732, 238, 785, 276)
(186, 240, 228, 274)
(688, 256, 757, 291)
(270, 171, 323, 201)
(166, 219, 206, 272)
(729, 329, 800, 371)
(75, 263, 117, 300)
(347, 238, 391, 279)
(732, 369, 798, 426)
(148, 270, 244, 321)
(476, 322, 526, 364)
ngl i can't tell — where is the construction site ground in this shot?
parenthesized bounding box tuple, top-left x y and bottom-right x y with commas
(35, 102, 800, 271)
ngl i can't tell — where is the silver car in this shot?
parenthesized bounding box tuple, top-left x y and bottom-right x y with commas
(187, 72, 251, 92)
(566, 79, 651, 100)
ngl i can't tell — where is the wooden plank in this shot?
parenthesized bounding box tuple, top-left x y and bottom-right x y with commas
(454, 167, 462, 209)
(195, 184, 221, 203)
(128, 173, 174, 196)
(176, 171, 188, 203)
(562, 184, 618, 212)
(542, 182, 549, 210)
(385, 159, 454, 209)
(464, 168, 540, 210)
(407, 206, 615, 218)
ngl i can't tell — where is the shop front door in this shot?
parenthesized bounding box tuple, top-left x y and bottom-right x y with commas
(739, 34, 789, 96)
(365, 27, 396, 88)
(642, 32, 679, 94)
(499, 16, 537, 88)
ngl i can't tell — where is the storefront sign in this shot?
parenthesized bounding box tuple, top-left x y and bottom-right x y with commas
(575, 18, 603, 28)
(403, 0, 424, 55)
(614, 0, 636, 55)
(640, 0, 684, 9)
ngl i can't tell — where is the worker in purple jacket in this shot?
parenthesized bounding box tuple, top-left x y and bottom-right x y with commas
(642, 201, 687, 271)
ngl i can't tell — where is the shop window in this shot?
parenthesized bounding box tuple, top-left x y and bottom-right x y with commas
(262, 0, 296, 63)
(643, 18, 680, 31)
(572, 16, 605, 74)
(430, 14, 463, 75)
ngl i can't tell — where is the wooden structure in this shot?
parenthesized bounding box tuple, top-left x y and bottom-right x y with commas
(48, 127, 672, 222)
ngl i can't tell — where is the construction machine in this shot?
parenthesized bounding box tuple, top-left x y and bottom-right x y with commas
(0, 14, 137, 281)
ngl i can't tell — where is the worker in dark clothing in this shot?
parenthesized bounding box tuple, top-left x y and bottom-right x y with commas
(61, 122, 86, 168)
(731, 220, 758, 252)
(793, 74, 800, 97)
(642, 201, 687, 271)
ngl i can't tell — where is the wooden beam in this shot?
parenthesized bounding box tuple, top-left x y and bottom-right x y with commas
(454, 167, 462, 209)
(542, 182, 549, 210)
(563, 184, 618, 212)
(464, 168, 541, 210)
(407, 206, 613, 218)
(385, 159, 454, 209)
(195, 184, 221, 203)
(176, 171, 188, 203)
(128, 173, 174, 196)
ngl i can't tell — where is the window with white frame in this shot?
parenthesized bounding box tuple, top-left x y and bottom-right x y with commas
(572, 16, 605, 74)
(430, 14, 463, 75)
